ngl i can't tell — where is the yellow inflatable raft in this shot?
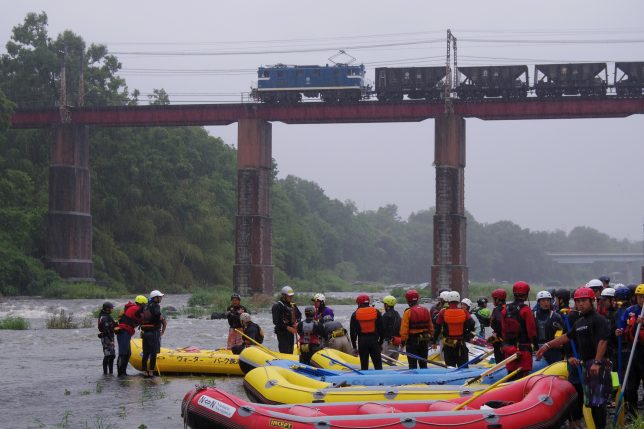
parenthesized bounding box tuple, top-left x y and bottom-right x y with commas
(129, 339, 243, 375)
(243, 360, 567, 404)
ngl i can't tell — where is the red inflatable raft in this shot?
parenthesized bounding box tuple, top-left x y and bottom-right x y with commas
(181, 375, 576, 429)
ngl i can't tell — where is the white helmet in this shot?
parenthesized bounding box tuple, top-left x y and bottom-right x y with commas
(461, 298, 473, 308)
(240, 313, 251, 323)
(586, 279, 603, 289)
(536, 291, 552, 301)
(600, 288, 615, 298)
(312, 293, 326, 302)
(447, 291, 460, 302)
(613, 283, 625, 289)
(150, 290, 164, 299)
(280, 285, 295, 296)
(439, 291, 450, 301)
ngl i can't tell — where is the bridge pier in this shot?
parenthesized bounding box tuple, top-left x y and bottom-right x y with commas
(432, 115, 468, 297)
(46, 124, 94, 280)
(233, 119, 274, 295)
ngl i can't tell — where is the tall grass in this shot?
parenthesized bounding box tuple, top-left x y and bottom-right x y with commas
(46, 309, 80, 329)
(0, 316, 30, 330)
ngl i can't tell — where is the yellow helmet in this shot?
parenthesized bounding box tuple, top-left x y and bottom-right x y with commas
(383, 295, 397, 307)
(135, 295, 148, 305)
(635, 284, 644, 296)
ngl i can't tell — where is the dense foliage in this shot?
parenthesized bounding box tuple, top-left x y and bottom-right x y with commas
(0, 13, 640, 297)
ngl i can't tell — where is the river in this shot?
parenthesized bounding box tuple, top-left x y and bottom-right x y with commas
(0, 295, 362, 429)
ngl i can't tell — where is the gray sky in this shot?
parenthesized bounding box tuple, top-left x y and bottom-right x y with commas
(2, 1, 644, 241)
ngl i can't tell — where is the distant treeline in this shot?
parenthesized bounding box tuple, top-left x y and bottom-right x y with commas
(0, 13, 640, 296)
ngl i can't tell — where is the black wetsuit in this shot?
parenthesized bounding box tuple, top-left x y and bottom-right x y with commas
(98, 311, 116, 374)
(141, 301, 164, 374)
(271, 299, 301, 354)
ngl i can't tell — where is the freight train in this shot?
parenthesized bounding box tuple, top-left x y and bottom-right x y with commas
(250, 61, 644, 103)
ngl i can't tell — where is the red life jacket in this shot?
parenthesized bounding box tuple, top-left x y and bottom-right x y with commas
(409, 305, 430, 331)
(300, 320, 321, 345)
(502, 302, 527, 343)
(443, 308, 467, 339)
(624, 307, 644, 344)
(356, 307, 378, 334)
(117, 302, 142, 336)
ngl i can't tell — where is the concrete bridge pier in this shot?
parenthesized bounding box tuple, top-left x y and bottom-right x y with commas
(431, 115, 468, 297)
(234, 119, 274, 295)
(47, 124, 94, 280)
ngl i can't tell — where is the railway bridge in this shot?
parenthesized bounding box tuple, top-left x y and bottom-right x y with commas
(10, 98, 644, 295)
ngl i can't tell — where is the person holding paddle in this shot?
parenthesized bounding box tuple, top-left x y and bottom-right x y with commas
(272, 286, 302, 354)
(537, 287, 612, 429)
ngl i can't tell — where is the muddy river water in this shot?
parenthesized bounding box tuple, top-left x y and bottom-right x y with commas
(0, 295, 361, 429)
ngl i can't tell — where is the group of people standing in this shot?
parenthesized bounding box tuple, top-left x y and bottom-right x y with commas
(97, 290, 167, 378)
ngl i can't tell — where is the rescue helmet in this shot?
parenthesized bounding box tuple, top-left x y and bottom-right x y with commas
(231, 293, 241, 300)
(322, 315, 334, 323)
(491, 289, 507, 300)
(149, 290, 164, 299)
(312, 293, 325, 302)
(476, 297, 488, 307)
(281, 285, 295, 296)
(446, 291, 460, 302)
(478, 308, 492, 318)
(536, 291, 552, 301)
(598, 275, 610, 284)
(439, 290, 450, 301)
(102, 301, 114, 310)
(382, 295, 397, 307)
(513, 281, 530, 296)
(636, 284, 644, 296)
(547, 288, 557, 297)
(574, 287, 596, 301)
(461, 298, 473, 308)
(239, 312, 251, 323)
(586, 279, 603, 289)
(555, 288, 571, 301)
(614, 285, 632, 301)
(613, 283, 625, 289)
(405, 289, 420, 303)
(600, 288, 615, 298)
(356, 294, 370, 306)
(627, 284, 637, 292)
(304, 306, 316, 318)
(135, 295, 148, 305)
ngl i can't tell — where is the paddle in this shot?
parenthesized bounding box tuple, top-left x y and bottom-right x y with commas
(452, 368, 521, 411)
(235, 329, 281, 359)
(613, 304, 644, 426)
(319, 353, 364, 375)
(380, 353, 406, 367)
(561, 310, 596, 429)
(455, 349, 494, 370)
(462, 352, 519, 386)
(398, 350, 450, 368)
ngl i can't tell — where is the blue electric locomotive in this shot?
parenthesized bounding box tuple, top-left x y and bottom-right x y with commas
(251, 63, 368, 104)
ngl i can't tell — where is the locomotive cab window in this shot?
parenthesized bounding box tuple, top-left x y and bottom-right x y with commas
(261, 70, 269, 78)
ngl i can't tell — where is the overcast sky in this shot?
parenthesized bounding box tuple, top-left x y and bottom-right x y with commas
(2, 1, 644, 242)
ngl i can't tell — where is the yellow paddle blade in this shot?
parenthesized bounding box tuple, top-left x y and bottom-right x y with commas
(583, 405, 596, 429)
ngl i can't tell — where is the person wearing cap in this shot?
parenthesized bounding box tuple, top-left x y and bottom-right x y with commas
(97, 302, 117, 375)
(311, 293, 334, 321)
(537, 287, 612, 429)
(381, 295, 402, 359)
(115, 295, 148, 376)
(140, 290, 167, 377)
(225, 293, 248, 350)
(272, 285, 302, 354)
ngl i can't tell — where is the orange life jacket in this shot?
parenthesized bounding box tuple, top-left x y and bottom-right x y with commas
(409, 305, 430, 331)
(356, 307, 378, 334)
(443, 308, 467, 339)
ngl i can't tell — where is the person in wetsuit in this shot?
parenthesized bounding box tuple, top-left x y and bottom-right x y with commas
(350, 294, 384, 370)
(140, 290, 167, 377)
(271, 285, 302, 354)
(115, 295, 147, 376)
(97, 302, 117, 375)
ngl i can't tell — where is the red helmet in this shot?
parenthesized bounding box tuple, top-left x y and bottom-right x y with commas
(356, 294, 370, 305)
(574, 287, 595, 301)
(405, 289, 420, 303)
(513, 281, 530, 296)
(491, 289, 507, 300)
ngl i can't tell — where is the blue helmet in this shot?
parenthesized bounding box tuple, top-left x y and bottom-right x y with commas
(614, 286, 632, 301)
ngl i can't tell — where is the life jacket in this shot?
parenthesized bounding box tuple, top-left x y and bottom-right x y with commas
(117, 302, 142, 335)
(534, 310, 553, 343)
(300, 319, 321, 345)
(246, 321, 264, 344)
(408, 305, 430, 331)
(502, 302, 527, 343)
(624, 306, 644, 344)
(443, 308, 467, 339)
(140, 303, 162, 331)
(356, 307, 378, 334)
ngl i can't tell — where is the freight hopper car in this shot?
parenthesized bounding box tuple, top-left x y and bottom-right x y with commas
(615, 61, 644, 97)
(251, 63, 368, 104)
(456, 65, 529, 100)
(534, 63, 607, 98)
(374, 67, 446, 101)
